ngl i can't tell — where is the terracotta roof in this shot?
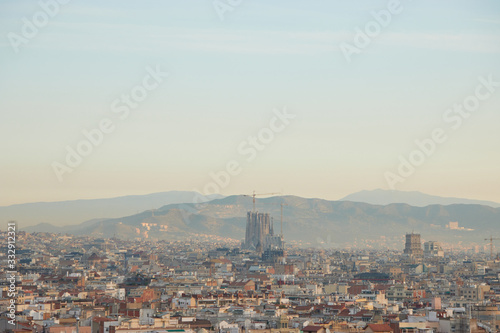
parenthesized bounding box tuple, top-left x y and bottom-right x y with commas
(338, 309, 350, 316)
(92, 317, 115, 322)
(366, 324, 393, 332)
(348, 285, 367, 295)
(295, 305, 314, 311)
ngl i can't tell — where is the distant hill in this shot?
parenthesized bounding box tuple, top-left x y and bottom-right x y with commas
(23, 195, 500, 248)
(2, 191, 223, 228)
(340, 189, 500, 208)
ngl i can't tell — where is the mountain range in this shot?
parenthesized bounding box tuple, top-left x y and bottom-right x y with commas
(7, 189, 500, 230)
(1, 191, 222, 228)
(340, 189, 500, 208)
(21, 194, 500, 249)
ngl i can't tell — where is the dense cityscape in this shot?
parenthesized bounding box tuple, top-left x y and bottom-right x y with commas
(2, 1, 500, 333)
(1, 209, 499, 333)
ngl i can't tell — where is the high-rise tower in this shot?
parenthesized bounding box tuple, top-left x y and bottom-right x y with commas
(404, 233, 423, 257)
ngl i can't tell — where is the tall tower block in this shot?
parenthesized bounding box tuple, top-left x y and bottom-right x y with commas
(404, 233, 423, 258)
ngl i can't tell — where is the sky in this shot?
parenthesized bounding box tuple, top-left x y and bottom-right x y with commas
(1, 0, 500, 206)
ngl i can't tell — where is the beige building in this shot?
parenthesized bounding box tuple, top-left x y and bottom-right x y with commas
(460, 284, 490, 301)
(404, 233, 423, 258)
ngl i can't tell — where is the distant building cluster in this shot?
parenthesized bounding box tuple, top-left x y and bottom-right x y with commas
(424, 241, 444, 258)
(244, 212, 285, 263)
(0, 226, 499, 333)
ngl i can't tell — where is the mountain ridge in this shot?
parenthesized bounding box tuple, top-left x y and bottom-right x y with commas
(2, 191, 223, 228)
(22, 195, 500, 248)
(339, 189, 500, 208)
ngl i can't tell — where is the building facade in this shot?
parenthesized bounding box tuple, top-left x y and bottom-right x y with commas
(404, 233, 423, 258)
(244, 212, 272, 252)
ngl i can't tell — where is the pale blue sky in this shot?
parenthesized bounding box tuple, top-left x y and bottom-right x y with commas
(1, 0, 500, 205)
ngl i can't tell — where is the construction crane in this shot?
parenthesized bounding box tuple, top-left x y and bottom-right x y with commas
(279, 202, 288, 236)
(243, 191, 280, 212)
(484, 236, 500, 260)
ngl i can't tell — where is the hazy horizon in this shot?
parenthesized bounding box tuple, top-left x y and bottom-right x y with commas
(3, 188, 500, 208)
(2, 0, 500, 206)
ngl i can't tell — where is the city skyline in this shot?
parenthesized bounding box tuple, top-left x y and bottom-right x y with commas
(2, 2, 500, 331)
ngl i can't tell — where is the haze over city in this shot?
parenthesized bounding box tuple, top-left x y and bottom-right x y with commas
(3, 2, 500, 333)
